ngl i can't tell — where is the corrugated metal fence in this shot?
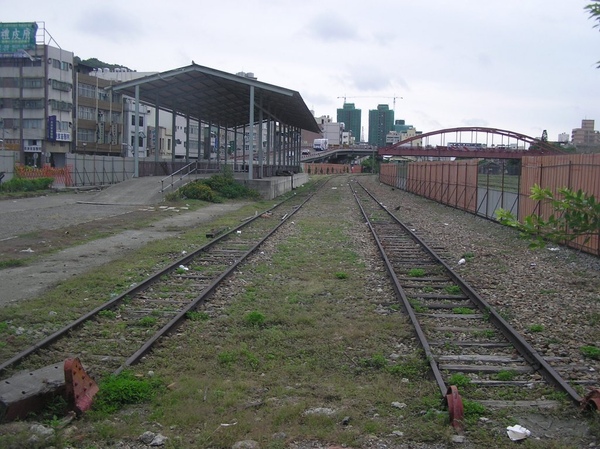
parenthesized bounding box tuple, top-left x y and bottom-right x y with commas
(0, 150, 18, 182)
(519, 154, 600, 255)
(380, 154, 600, 256)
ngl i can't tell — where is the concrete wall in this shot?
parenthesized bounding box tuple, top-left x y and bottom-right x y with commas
(242, 173, 309, 200)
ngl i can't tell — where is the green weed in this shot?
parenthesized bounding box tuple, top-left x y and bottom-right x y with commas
(187, 311, 210, 321)
(444, 285, 462, 295)
(0, 259, 26, 270)
(408, 268, 426, 277)
(496, 370, 517, 381)
(447, 373, 471, 388)
(360, 353, 387, 369)
(581, 345, 600, 360)
(137, 316, 157, 327)
(98, 309, 117, 319)
(92, 370, 162, 415)
(452, 307, 474, 314)
(244, 311, 266, 327)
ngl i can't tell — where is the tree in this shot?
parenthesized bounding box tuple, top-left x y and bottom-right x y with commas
(496, 184, 600, 249)
(586, 1, 600, 66)
(586, 1, 600, 24)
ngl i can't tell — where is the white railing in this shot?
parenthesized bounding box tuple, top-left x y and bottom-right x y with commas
(160, 161, 199, 192)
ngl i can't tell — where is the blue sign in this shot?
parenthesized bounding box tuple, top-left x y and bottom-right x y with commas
(47, 115, 57, 141)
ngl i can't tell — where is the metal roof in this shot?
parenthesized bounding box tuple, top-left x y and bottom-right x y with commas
(108, 63, 321, 133)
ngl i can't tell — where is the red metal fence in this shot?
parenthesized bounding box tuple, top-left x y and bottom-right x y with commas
(302, 163, 361, 175)
(15, 164, 73, 187)
(519, 154, 600, 255)
(380, 160, 479, 213)
(379, 154, 600, 256)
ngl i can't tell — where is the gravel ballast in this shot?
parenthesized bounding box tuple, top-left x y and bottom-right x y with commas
(359, 175, 600, 388)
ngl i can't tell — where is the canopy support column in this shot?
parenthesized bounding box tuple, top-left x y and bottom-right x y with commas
(248, 85, 255, 180)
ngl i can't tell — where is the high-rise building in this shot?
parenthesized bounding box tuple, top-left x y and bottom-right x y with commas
(337, 103, 361, 143)
(0, 22, 74, 167)
(368, 104, 394, 148)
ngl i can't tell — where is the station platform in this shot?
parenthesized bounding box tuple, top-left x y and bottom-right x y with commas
(84, 172, 309, 206)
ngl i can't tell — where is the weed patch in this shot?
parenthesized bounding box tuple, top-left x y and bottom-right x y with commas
(91, 371, 162, 416)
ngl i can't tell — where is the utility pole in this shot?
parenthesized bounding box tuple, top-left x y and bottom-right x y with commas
(0, 118, 4, 151)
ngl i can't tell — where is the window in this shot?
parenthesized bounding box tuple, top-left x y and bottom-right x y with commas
(21, 77, 43, 88)
(50, 79, 72, 92)
(77, 83, 96, 98)
(131, 114, 144, 127)
(48, 99, 73, 111)
(0, 77, 19, 88)
(22, 99, 44, 109)
(22, 119, 43, 129)
(77, 106, 95, 120)
(2, 118, 19, 128)
(77, 128, 96, 143)
(130, 135, 144, 147)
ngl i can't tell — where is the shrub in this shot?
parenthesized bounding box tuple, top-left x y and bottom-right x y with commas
(179, 181, 218, 202)
(176, 169, 260, 202)
(0, 177, 54, 192)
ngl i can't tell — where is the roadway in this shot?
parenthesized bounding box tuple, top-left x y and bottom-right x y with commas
(301, 145, 376, 163)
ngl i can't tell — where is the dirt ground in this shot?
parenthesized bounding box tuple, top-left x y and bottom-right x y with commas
(0, 193, 249, 306)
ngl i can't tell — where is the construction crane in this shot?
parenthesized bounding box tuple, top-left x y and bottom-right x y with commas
(337, 95, 403, 113)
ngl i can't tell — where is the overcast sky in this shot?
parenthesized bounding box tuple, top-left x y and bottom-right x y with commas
(4, 1, 600, 142)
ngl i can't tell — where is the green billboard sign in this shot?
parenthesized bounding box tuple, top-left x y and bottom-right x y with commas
(0, 22, 38, 54)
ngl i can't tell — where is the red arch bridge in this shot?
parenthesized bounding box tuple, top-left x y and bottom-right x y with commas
(379, 127, 563, 160)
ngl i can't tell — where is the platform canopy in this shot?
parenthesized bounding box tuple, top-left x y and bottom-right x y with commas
(108, 63, 321, 133)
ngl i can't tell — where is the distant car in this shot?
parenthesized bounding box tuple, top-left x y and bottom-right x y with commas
(302, 149, 310, 155)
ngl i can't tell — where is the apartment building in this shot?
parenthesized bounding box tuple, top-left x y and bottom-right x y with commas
(571, 119, 600, 146)
(0, 22, 74, 167)
(75, 64, 125, 156)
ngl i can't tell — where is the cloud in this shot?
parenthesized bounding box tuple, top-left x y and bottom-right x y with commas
(75, 8, 144, 43)
(306, 13, 359, 42)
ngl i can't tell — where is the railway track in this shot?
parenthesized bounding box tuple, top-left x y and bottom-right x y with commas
(350, 179, 594, 428)
(0, 179, 326, 386)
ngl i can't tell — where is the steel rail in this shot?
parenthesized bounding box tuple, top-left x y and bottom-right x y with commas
(355, 180, 583, 407)
(350, 180, 448, 397)
(0, 182, 324, 376)
(113, 180, 326, 375)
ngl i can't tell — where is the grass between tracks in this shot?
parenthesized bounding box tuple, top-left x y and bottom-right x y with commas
(0, 176, 597, 448)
